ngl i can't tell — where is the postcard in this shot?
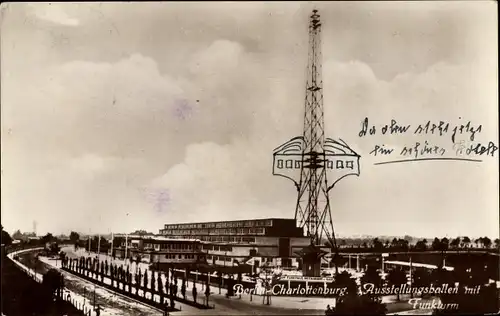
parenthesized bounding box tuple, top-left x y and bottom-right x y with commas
(1, 2, 498, 315)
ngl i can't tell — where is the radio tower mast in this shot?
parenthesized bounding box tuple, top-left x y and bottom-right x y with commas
(295, 10, 335, 248)
(272, 9, 361, 276)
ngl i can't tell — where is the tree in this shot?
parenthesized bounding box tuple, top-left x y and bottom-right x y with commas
(474, 238, 481, 248)
(330, 254, 347, 269)
(138, 268, 143, 288)
(482, 237, 491, 249)
(372, 238, 384, 252)
(440, 238, 449, 252)
(398, 239, 409, 252)
(431, 238, 442, 251)
(43, 269, 64, 299)
(334, 271, 358, 296)
(112, 236, 125, 248)
(12, 229, 23, 240)
(135, 272, 140, 291)
(494, 238, 500, 250)
(151, 270, 157, 293)
(391, 238, 399, 249)
(414, 240, 427, 251)
(450, 237, 460, 249)
(387, 268, 407, 301)
(1, 226, 12, 246)
(158, 273, 164, 302)
(119, 266, 125, 289)
(69, 231, 80, 243)
(130, 230, 154, 236)
(144, 271, 149, 297)
(181, 278, 187, 299)
(461, 236, 471, 248)
(41, 233, 54, 244)
(126, 265, 130, 284)
(110, 265, 115, 285)
(361, 266, 382, 288)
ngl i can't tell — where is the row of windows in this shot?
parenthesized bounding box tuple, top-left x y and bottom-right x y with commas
(207, 255, 232, 262)
(200, 236, 256, 243)
(202, 245, 233, 251)
(142, 243, 198, 251)
(161, 228, 266, 236)
(165, 254, 196, 259)
(215, 220, 272, 228)
(277, 159, 355, 170)
(143, 244, 161, 250)
(161, 243, 194, 250)
(164, 220, 273, 230)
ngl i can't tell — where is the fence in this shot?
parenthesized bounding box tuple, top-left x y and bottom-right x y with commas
(62, 256, 215, 311)
(6, 246, 94, 316)
(61, 292, 98, 316)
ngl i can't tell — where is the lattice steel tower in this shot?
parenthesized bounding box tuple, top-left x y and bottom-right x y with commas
(273, 10, 360, 275)
(295, 9, 334, 248)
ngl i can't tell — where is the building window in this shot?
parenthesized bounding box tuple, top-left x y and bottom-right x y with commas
(285, 160, 293, 168)
(346, 160, 354, 169)
(336, 160, 344, 169)
(277, 160, 284, 169)
(327, 160, 333, 169)
(295, 160, 301, 169)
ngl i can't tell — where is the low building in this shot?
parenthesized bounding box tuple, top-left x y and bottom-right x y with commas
(112, 235, 206, 267)
(159, 218, 313, 268)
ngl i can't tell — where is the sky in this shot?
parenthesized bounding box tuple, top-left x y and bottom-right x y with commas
(1, 2, 498, 239)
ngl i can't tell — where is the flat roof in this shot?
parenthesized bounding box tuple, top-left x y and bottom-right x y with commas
(385, 260, 454, 271)
(114, 234, 200, 242)
(162, 218, 296, 227)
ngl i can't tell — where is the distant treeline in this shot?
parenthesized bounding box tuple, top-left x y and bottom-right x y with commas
(332, 236, 499, 252)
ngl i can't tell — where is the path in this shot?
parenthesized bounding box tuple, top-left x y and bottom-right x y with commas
(14, 248, 163, 316)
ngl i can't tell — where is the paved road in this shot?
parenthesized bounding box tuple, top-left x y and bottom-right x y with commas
(61, 247, 432, 315)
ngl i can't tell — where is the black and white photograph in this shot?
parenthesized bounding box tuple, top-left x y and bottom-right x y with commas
(1, 1, 498, 315)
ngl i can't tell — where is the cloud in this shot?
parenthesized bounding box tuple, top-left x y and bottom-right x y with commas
(29, 3, 80, 26)
(2, 39, 284, 234)
(1, 3, 497, 239)
(151, 55, 498, 238)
